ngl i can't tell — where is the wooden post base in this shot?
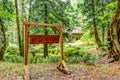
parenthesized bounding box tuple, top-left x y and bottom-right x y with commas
(24, 65, 30, 80)
(57, 60, 71, 75)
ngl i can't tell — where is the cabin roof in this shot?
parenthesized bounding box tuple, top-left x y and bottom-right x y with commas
(72, 27, 83, 34)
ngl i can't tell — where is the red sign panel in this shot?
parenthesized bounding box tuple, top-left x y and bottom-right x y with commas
(30, 35, 59, 44)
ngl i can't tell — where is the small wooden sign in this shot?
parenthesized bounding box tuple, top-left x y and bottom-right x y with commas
(30, 35, 59, 44)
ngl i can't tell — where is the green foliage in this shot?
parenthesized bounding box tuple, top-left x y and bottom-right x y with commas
(65, 55, 81, 64)
(79, 0, 116, 48)
(1, 0, 112, 64)
(4, 54, 23, 62)
(29, 44, 59, 55)
(3, 43, 100, 65)
(80, 30, 94, 43)
(65, 52, 100, 64)
(64, 43, 100, 64)
(64, 43, 95, 56)
(28, 0, 81, 42)
(101, 39, 110, 51)
(28, 54, 59, 64)
(80, 53, 101, 64)
(29, 45, 43, 54)
(64, 45, 80, 57)
(4, 44, 23, 62)
(48, 44, 59, 55)
(106, 1, 117, 8)
(5, 44, 20, 55)
(0, 0, 14, 20)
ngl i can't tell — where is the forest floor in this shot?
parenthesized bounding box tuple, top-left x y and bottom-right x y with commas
(0, 42, 119, 80)
(0, 61, 120, 80)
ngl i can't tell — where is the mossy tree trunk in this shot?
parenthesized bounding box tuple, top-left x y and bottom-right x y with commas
(101, 1, 105, 45)
(107, 0, 120, 60)
(21, 0, 25, 56)
(15, 0, 23, 56)
(92, 0, 102, 48)
(0, 18, 6, 60)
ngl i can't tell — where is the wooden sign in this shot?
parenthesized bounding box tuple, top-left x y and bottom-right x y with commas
(30, 35, 59, 44)
(23, 22, 70, 79)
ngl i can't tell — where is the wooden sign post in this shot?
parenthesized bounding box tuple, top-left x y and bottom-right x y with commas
(23, 21, 70, 80)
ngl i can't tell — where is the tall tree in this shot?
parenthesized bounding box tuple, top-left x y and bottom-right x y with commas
(15, 0, 23, 56)
(91, 0, 102, 48)
(107, 0, 120, 60)
(28, 0, 32, 21)
(21, 0, 25, 56)
(80, 0, 103, 48)
(0, 18, 6, 60)
(101, 0, 105, 45)
(44, 2, 48, 57)
(0, 0, 14, 59)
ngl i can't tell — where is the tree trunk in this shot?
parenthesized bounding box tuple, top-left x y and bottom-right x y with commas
(28, 0, 32, 21)
(15, 0, 23, 56)
(92, 0, 102, 48)
(102, 26, 105, 44)
(44, 2, 48, 57)
(101, 1, 105, 45)
(21, 0, 24, 56)
(0, 18, 6, 60)
(107, 0, 120, 60)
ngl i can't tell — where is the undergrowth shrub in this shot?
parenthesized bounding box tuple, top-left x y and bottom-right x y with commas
(48, 44, 59, 55)
(80, 53, 101, 64)
(3, 43, 101, 65)
(64, 45, 80, 56)
(28, 53, 59, 63)
(64, 44, 94, 57)
(101, 39, 110, 51)
(64, 44, 101, 64)
(4, 54, 23, 62)
(29, 45, 43, 55)
(80, 30, 94, 43)
(64, 53, 101, 64)
(5, 44, 19, 55)
(65, 55, 81, 64)
(4, 44, 23, 62)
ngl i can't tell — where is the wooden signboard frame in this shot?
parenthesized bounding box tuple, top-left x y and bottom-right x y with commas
(23, 21, 70, 80)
